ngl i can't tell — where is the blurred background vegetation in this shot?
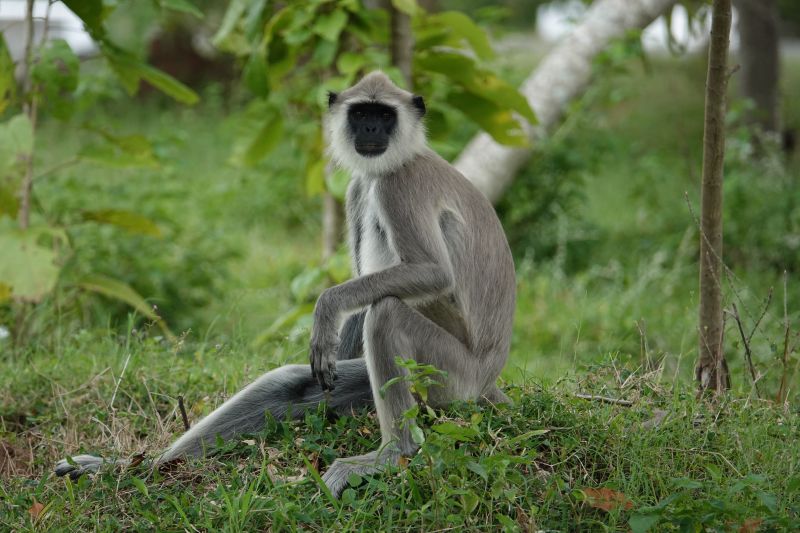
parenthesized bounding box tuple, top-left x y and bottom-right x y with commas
(1, 0, 799, 415)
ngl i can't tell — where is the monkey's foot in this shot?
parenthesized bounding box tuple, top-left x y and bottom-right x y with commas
(54, 454, 107, 480)
(321, 449, 401, 498)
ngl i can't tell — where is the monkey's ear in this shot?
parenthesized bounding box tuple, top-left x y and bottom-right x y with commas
(327, 91, 338, 109)
(412, 95, 426, 117)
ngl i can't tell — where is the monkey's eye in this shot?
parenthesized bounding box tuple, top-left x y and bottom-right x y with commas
(382, 113, 391, 120)
(355, 111, 365, 119)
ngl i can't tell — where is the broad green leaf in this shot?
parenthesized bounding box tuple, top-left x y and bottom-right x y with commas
(131, 477, 149, 498)
(243, 115, 284, 166)
(391, 0, 421, 16)
(336, 52, 366, 76)
(447, 91, 528, 147)
(325, 168, 350, 201)
(104, 46, 199, 104)
(431, 421, 479, 442)
(0, 114, 34, 178)
(0, 35, 15, 114)
(0, 182, 19, 219)
(138, 64, 199, 105)
(426, 11, 494, 60)
(460, 491, 479, 513)
(0, 227, 60, 303)
(79, 130, 159, 168)
(31, 40, 80, 119)
(243, 52, 270, 97)
(63, 0, 106, 36)
(212, 0, 247, 50)
(77, 274, 174, 339)
(410, 422, 425, 445)
(160, 0, 203, 19)
(81, 209, 162, 237)
(416, 51, 536, 124)
(466, 461, 488, 481)
(313, 9, 348, 42)
(629, 513, 660, 533)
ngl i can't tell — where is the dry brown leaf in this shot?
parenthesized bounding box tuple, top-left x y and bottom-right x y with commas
(242, 439, 256, 446)
(582, 487, 633, 512)
(397, 456, 409, 468)
(28, 499, 45, 520)
(739, 518, 763, 533)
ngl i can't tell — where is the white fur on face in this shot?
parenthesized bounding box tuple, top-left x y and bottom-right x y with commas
(326, 97, 426, 177)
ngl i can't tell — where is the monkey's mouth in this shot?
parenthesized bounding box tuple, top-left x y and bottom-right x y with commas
(355, 144, 388, 157)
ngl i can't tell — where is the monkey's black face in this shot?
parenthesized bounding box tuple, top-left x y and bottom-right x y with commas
(347, 103, 397, 157)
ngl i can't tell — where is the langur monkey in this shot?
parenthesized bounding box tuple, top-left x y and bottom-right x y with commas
(56, 71, 516, 497)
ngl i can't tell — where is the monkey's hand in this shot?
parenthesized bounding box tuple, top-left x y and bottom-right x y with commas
(310, 333, 339, 391)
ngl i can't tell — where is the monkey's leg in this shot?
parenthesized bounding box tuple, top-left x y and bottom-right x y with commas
(54, 359, 373, 479)
(322, 296, 480, 496)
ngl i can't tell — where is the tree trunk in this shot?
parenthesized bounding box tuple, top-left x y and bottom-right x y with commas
(735, 0, 780, 133)
(453, 0, 676, 203)
(697, 0, 732, 393)
(321, 191, 343, 261)
(389, 2, 414, 88)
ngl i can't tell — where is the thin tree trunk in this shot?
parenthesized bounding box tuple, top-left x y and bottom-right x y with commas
(321, 191, 343, 261)
(17, 0, 36, 230)
(390, 4, 414, 88)
(697, 0, 732, 393)
(735, 0, 780, 133)
(453, 0, 675, 203)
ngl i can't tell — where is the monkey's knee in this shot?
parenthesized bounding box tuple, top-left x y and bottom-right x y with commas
(364, 296, 404, 349)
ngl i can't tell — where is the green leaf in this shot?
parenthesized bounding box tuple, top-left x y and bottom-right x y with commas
(212, 0, 247, 50)
(131, 477, 149, 499)
(410, 422, 425, 445)
(81, 209, 162, 237)
(243, 115, 284, 166)
(426, 11, 494, 60)
(466, 461, 488, 481)
(336, 52, 366, 76)
(77, 274, 174, 339)
(160, 0, 203, 18)
(629, 513, 660, 533)
(138, 64, 199, 105)
(324, 249, 352, 284)
(104, 46, 199, 104)
(243, 52, 270, 97)
(460, 490, 479, 513)
(431, 421, 479, 442)
(79, 130, 159, 168)
(416, 51, 536, 124)
(313, 9, 348, 42)
(0, 282, 11, 303)
(391, 0, 421, 16)
(447, 90, 528, 147)
(0, 34, 16, 114)
(31, 40, 80, 119)
(62, 0, 106, 36)
(0, 114, 34, 173)
(0, 226, 61, 303)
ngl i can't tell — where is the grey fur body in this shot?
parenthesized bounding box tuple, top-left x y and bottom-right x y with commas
(55, 72, 516, 497)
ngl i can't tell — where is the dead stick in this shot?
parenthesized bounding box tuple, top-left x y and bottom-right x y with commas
(727, 304, 761, 398)
(575, 394, 633, 407)
(177, 396, 190, 431)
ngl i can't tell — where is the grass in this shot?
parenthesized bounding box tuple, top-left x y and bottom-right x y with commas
(1, 332, 799, 531)
(1, 42, 800, 530)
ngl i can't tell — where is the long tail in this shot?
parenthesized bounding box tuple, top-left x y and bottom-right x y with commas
(159, 358, 372, 462)
(55, 359, 373, 478)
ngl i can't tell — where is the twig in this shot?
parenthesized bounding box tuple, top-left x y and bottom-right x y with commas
(574, 393, 633, 407)
(177, 396, 190, 431)
(747, 287, 773, 345)
(727, 303, 761, 398)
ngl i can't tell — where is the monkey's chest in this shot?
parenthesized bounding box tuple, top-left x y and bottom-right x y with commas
(357, 192, 399, 276)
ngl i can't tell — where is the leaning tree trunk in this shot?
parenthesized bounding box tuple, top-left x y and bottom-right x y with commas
(697, 0, 732, 393)
(735, 0, 780, 133)
(389, 2, 414, 88)
(453, 0, 675, 203)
